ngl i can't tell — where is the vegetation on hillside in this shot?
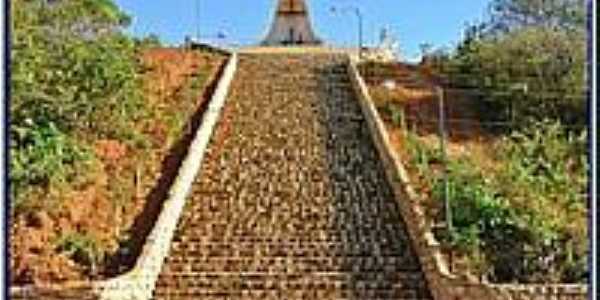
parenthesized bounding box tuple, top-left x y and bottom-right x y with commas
(429, 0, 587, 283)
(432, 0, 587, 129)
(10, 0, 226, 283)
(362, 0, 588, 283)
(403, 125, 587, 283)
(10, 0, 145, 212)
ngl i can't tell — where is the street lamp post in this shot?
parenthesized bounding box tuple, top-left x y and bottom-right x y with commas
(195, 0, 201, 41)
(331, 6, 363, 59)
(356, 8, 363, 59)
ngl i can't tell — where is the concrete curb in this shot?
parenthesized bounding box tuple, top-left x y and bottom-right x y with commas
(94, 53, 238, 300)
(346, 58, 588, 300)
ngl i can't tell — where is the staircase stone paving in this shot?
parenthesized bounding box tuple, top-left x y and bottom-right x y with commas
(153, 53, 433, 300)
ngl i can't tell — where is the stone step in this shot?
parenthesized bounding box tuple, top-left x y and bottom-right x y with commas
(160, 257, 422, 273)
(156, 272, 426, 287)
(153, 53, 432, 299)
(154, 273, 429, 299)
(154, 288, 429, 300)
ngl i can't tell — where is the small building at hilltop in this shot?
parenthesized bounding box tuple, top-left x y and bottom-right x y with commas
(262, 0, 322, 46)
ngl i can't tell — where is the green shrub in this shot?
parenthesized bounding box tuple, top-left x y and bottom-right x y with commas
(495, 121, 588, 282)
(405, 122, 587, 283)
(461, 28, 584, 128)
(55, 232, 104, 275)
(498, 120, 588, 203)
(10, 120, 91, 212)
(433, 160, 533, 281)
(405, 131, 440, 180)
(435, 0, 586, 129)
(10, 0, 148, 213)
(11, 1, 145, 139)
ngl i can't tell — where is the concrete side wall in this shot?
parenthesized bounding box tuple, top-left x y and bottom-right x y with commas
(345, 58, 589, 300)
(94, 53, 239, 300)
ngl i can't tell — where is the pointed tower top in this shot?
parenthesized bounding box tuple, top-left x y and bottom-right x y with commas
(262, 0, 321, 45)
(277, 0, 308, 15)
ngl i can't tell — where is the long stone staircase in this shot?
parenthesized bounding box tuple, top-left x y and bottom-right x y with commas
(153, 53, 433, 299)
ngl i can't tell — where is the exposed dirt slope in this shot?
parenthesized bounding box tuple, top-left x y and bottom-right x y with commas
(10, 48, 227, 285)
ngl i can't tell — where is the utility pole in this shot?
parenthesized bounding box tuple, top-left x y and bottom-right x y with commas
(195, 0, 200, 42)
(331, 6, 363, 60)
(355, 8, 363, 59)
(436, 86, 451, 235)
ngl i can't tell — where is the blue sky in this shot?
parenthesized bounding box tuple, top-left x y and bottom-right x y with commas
(114, 0, 492, 61)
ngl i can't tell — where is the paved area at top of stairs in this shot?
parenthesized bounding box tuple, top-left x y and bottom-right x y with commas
(153, 53, 433, 300)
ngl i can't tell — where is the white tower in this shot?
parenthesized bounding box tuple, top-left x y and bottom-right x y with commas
(262, 0, 321, 46)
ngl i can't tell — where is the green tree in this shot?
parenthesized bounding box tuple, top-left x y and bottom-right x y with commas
(487, 0, 585, 32)
(10, 0, 147, 210)
(423, 0, 588, 283)
(441, 0, 586, 127)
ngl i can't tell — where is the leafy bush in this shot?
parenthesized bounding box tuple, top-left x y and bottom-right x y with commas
(404, 131, 441, 180)
(10, 0, 225, 282)
(379, 0, 588, 284)
(418, 1, 589, 281)
(406, 121, 588, 283)
(10, 120, 91, 212)
(10, 0, 148, 210)
(498, 120, 587, 205)
(135, 34, 162, 49)
(11, 0, 145, 137)
(55, 232, 104, 275)
(447, 27, 585, 128)
(495, 121, 588, 282)
(432, 161, 531, 281)
(434, 0, 586, 129)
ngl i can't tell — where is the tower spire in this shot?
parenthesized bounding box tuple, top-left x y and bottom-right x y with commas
(262, 0, 321, 46)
